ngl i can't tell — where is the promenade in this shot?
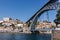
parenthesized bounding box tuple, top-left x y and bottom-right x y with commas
(53, 28, 60, 40)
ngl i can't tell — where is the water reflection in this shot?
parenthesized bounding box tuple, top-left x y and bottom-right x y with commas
(0, 33, 51, 40)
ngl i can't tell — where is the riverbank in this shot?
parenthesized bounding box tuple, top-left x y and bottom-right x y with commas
(0, 31, 32, 34)
(53, 30, 60, 40)
(0, 31, 52, 35)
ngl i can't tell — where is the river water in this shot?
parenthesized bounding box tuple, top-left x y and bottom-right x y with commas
(0, 33, 51, 40)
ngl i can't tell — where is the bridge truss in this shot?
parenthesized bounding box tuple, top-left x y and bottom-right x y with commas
(26, 0, 60, 32)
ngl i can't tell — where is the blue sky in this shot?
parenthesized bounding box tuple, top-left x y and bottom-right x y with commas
(0, 0, 57, 22)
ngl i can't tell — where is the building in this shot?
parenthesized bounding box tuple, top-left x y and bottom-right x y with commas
(36, 21, 56, 34)
(16, 24, 24, 28)
(9, 20, 18, 25)
(3, 17, 11, 22)
(0, 20, 3, 23)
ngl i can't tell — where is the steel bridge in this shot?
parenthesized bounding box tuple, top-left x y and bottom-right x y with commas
(26, 0, 60, 32)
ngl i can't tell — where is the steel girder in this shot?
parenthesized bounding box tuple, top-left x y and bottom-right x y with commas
(26, 0, 60, 23)
(26, 0, 60, 32)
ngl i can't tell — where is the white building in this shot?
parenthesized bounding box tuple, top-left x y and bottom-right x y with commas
(3, 17, 10, 22)
(9, 20, 17, 25)
(2, 22, 11, 27)
(0, 20, 3, 23)
(16, 24, 23, 27)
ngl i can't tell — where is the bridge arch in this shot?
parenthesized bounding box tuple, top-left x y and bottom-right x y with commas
(26, 0, 60, 23)
(26, 0, 60, 32)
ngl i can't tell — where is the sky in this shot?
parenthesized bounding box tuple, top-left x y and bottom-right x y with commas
(0, 0, 57, 22)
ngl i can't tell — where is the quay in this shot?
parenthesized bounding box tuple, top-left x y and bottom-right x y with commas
(52, 28, 60, 40)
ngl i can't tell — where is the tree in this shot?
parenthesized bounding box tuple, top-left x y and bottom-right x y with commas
(27, 22, 31, 27)
(16, 19, 21, 24)
(54, 9, 60, 27)
(11, 24, 15, 30)
(0, 23, 3, 27)
(9, 18, 12, 20)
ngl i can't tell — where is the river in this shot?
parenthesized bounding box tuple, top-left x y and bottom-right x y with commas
(0, 33, 51, 40)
